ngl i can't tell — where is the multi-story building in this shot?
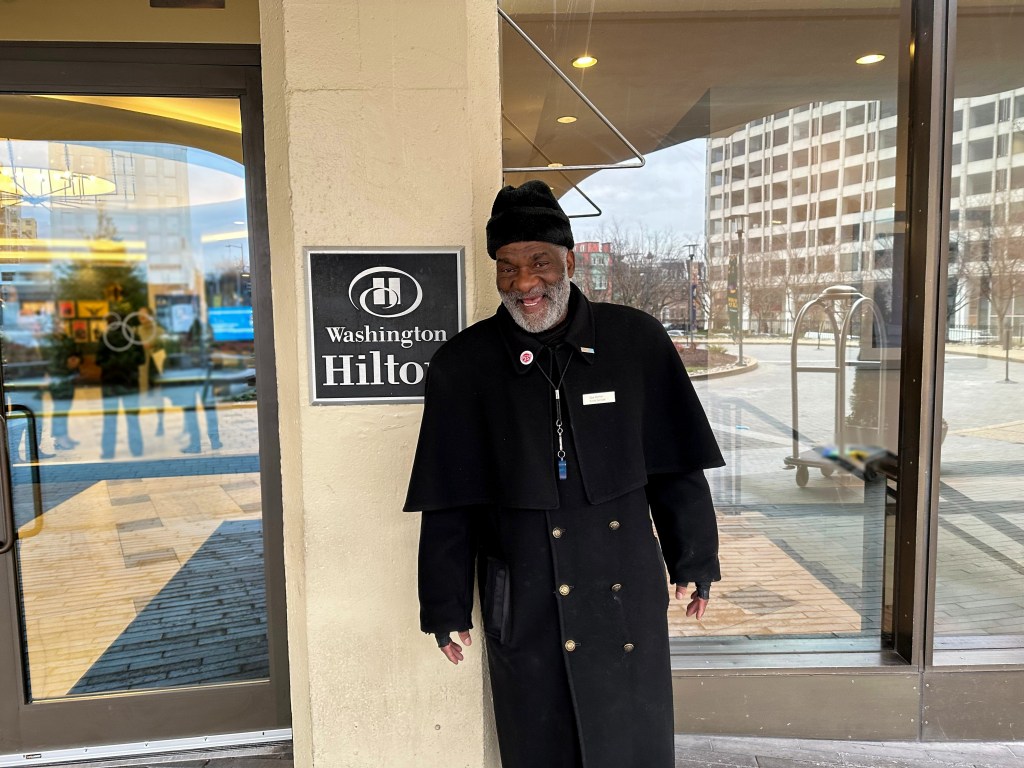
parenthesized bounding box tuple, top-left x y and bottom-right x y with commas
(571, 239, 612, 301)
(706, 91, 1024, 339)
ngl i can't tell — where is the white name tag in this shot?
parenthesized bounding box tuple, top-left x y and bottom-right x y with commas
(582, 391, 616, 405)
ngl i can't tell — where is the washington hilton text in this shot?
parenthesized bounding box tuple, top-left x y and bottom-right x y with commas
(321, 325, 448, 386)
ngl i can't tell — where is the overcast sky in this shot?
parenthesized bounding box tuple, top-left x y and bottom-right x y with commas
(561, 138, 708, 244)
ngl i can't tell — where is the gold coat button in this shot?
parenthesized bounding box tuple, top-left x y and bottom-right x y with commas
(608, 520, 620, 530)
(552, 527, 564, 539)
(564, 640, 577, 652)
(558, 584, 571, 596)
(611, 583, 622, 592)
(623, 643, 635, 653)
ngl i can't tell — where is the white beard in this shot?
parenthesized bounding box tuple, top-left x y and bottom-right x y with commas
(499, 266, 571, 333)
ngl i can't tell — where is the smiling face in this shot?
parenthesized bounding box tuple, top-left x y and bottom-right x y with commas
(495, 241, 576, 333)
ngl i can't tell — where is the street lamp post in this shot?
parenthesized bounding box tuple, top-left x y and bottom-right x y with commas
(685, 243, 699, 348)
(727, 216, 746, 365)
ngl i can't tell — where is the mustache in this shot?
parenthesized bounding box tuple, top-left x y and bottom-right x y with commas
(500, 285, 548, 300)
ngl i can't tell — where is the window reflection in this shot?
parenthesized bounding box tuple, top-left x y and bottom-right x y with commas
(1, 139, 255, 462)
(501, 1, 904, 655)
(1, 99, 267, 699)
(933, 2, 1024, 663)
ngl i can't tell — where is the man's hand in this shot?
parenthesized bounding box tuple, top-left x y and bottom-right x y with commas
(675, 584, 708, 620)
(440, 631, 473, 665)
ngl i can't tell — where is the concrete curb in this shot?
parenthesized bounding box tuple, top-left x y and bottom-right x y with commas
(689, 357, 759, 381)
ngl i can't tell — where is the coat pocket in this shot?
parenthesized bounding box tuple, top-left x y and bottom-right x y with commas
(482, 557, 511, 644)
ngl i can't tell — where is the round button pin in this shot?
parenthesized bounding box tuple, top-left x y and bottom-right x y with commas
(520, 350, 534, 365)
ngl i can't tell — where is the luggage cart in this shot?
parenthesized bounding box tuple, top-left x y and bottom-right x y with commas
(785, 285, 887, 487)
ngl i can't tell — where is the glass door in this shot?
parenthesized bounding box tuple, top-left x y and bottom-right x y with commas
(0, 85, 287, 754)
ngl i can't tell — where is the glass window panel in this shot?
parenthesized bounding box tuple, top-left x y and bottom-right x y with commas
(968, 138, 994, 162)
(0, 97, 266, 699)
(502, 0, 903, 661)
(934, 0, 1024, 665)
(970, 101, 996, 127)
(821, 110, 842, 134)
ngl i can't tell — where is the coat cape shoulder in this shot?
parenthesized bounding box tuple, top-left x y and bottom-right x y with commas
(404, 288, 724, 512)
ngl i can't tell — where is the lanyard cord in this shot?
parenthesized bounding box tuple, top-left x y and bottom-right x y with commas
(536, 345, 573, 392)
(536, 347, 573, 479)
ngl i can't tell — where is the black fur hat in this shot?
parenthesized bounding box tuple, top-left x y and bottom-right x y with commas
(486, 180, 575, 259)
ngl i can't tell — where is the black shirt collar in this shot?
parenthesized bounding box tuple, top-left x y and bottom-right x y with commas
(496, 282, 597, 375)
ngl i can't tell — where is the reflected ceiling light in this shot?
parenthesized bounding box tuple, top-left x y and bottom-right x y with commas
(0, 166, 116, 209)
(571, 55, 597, 69)
(1, 139, 118, 209)
(201, 230, 248, 243)
(856, 53, 885, 65)
(547, 162, 564, 168)
(0, 237, 145, 263)
(556, 115, 578, 124)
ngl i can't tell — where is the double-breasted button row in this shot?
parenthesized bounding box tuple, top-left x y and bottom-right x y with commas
(561, 639, 632, 653)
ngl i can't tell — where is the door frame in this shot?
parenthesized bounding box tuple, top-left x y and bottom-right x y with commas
(672, 0, 1024, 741)
(0, 42, 290, 752)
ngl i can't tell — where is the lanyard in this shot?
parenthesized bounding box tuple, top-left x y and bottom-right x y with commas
(536, 348, 573, 480)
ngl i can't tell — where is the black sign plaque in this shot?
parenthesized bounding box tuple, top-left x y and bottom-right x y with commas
(305, 247, 465, 404)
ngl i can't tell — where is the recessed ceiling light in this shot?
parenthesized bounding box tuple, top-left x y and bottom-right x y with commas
(556, 115, 578, 124)
(572, 55, 597, 69)
(547, 162, 564, 168)
(856, 53, 885, 65)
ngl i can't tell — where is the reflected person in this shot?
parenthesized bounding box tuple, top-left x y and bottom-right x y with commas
(46, 325, 83, 451)
(95, 312, 145, 459)
(177, 317, 221, 453)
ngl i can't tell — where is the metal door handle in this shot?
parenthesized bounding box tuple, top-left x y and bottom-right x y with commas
(0, 413, 15, 555)
(5, 404, 44, 538)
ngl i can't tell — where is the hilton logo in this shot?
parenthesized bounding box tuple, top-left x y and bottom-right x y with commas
(348, 266, 423, 318)
(306, 247, 464, 404)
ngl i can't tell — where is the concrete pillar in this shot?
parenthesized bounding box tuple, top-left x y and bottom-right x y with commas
(258, 1, 503, 766)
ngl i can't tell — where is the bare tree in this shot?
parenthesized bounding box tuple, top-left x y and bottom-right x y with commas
(978, 225, 1024, 341)
(944, 230, 976, 331)
(585, 223, 701, 320)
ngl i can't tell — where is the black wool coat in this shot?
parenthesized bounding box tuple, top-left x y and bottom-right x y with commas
(406, 286, 724, 768)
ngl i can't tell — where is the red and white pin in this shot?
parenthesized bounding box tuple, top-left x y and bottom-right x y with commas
(519, 350, 534, 365)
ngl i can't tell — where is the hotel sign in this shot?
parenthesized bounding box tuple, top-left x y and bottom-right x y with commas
(304, 247, 465, 404)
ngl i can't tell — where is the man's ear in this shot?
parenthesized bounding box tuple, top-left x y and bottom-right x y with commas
(565, 249, 576, 278)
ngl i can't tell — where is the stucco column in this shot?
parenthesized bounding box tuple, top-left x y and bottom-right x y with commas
(259, 1, 503, 766)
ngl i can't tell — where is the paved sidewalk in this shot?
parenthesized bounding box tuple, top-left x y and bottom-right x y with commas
(32, 736, 1024, 767)
(674, 735, 1024, 768)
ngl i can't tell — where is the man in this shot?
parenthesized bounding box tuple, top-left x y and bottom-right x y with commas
(405, 180, 724, 768)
